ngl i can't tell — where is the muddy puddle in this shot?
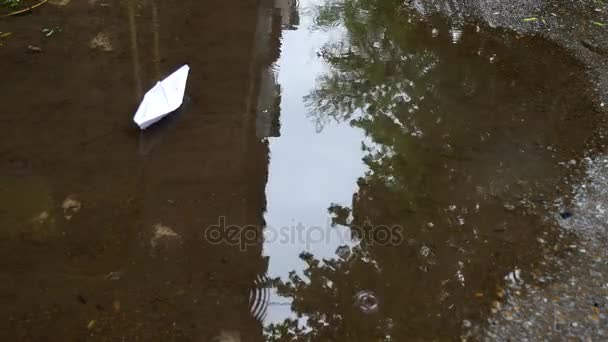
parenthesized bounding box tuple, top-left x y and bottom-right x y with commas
(0, 0, 606, 340)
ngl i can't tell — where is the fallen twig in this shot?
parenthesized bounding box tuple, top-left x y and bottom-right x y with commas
(0, 0, 48, 19)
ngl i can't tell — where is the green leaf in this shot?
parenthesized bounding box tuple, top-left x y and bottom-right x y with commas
(590, 21, 605, 27)
(522, 17, 538, 22)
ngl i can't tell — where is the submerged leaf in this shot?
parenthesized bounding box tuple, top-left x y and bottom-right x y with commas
(41, 27, 61, 37)
(522, 17, 538, 22)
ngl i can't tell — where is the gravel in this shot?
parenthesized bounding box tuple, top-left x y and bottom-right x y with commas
(469, 157, 608, 340)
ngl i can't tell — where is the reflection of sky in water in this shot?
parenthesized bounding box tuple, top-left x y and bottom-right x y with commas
(262, 0, 367, 324)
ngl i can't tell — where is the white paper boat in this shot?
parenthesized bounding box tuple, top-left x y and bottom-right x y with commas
(133, 64, 190, 129)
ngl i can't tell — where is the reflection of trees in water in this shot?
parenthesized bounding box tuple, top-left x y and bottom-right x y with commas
(266, 249, 395, 340)
(266, 0, 600, 339)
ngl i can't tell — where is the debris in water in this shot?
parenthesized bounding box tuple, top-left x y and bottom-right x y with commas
(522, 17, 539, 22)
(41, 27, 62, 37)
(449, 27, 462, 44)
(456, 261, 466, 286)
(62, 196, 81, 220)
(420, 245, 431, 258)
(354, 290, 379, 314)
(560, 212, 573, 219)
(456, 270, 465, 286)
(30, 211, 49, 224)
(491, 300, 502, 313)
(87, 319, 96, 329)
(89, 32, 113, 51)
(27, 45, 43, 53)
(150, 223, 181, 247)
(212, 330, 241, 342)
(505, 267, 523, 287)
(133, 65, 190, 129)
(105, 270, 124, 280)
